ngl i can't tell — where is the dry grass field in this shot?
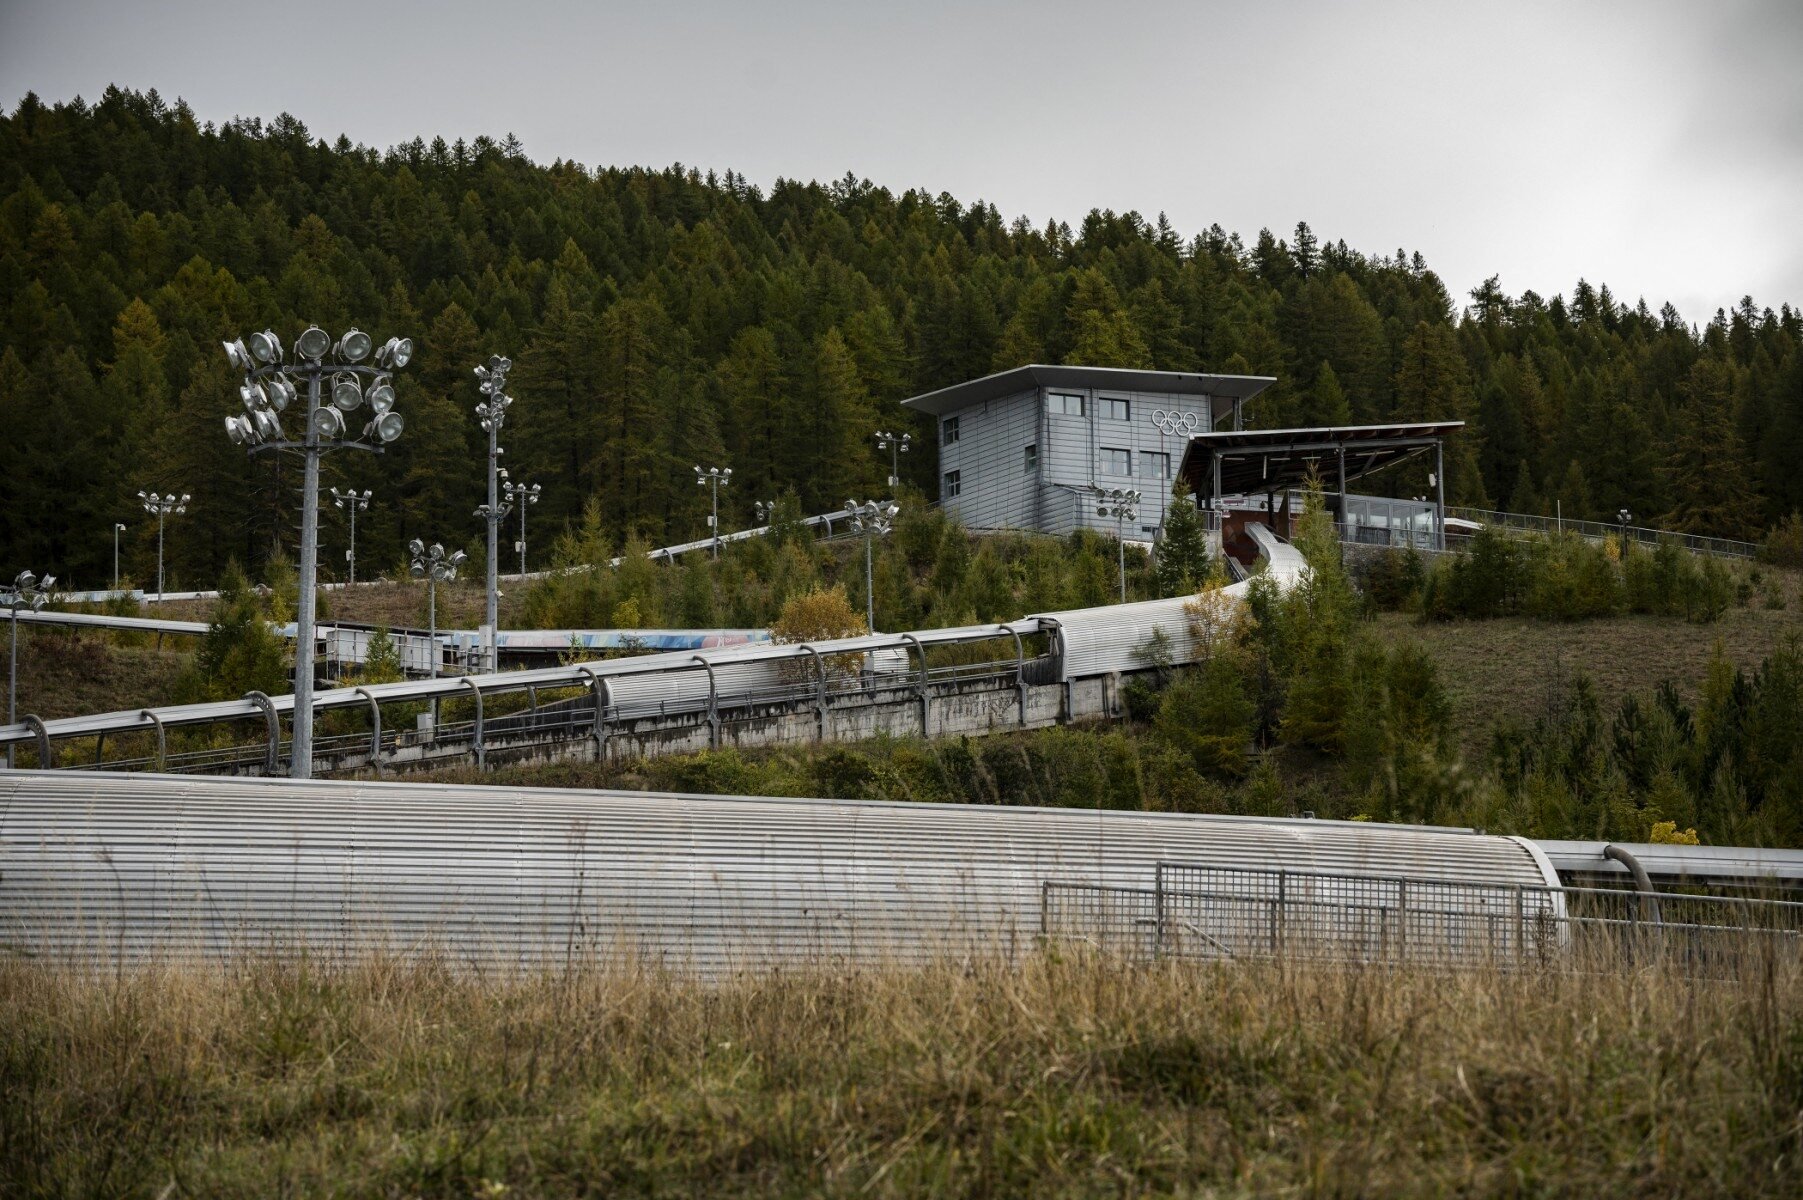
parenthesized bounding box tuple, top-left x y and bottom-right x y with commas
(3, 952, 1798, 1197)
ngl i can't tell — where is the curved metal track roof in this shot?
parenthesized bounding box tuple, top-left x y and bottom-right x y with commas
(0, 771, 1561, 969)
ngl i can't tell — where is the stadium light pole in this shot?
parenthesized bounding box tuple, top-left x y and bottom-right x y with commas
(1093, 486, 1142, 603)
(473, 354, 514, 673)
(503, 477, 541, 576)
(409, 539, 466, 683)
(111, 523, 125, 590)
(874, 430, 911, 490)
(329, 487, 373, 585)
(844, 499, 899, 632)
(137, 492, 189, 599)
(222, 325, 412, 778)
(695, 466, 732, 558)
(5, 570, 54, 769)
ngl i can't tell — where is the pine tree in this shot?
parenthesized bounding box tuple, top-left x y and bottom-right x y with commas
(1155, 489, 1211, 596)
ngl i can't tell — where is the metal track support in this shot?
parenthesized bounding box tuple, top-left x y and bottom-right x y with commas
(244, 691, 280, 776)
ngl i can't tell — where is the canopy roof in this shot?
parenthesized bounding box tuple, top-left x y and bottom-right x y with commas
(901, 364, 1275, 417)
(1177, 422, 1465, 500)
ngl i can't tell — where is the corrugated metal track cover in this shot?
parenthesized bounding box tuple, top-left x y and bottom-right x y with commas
(0, 772, 1560, 970)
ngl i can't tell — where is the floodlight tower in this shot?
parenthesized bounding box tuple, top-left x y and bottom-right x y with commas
(329, 487, 373, 585)
(473, 354, 514, 673)
(844, 498, 900, 632)
(874, 430, 911, 490)
(695, 466, 732, 558)
(1093, 486, 1142, 603)
(754, 500, 775, 525)
(502, 477, 541, 576)
(221, 325, 412, 778)
(409, 539, 466, 682)
(4, 570, 54, 769)
(137, 491, 189, 599)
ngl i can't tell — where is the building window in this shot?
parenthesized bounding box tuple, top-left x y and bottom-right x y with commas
(1100, 447, 1131, 476)
(943, 415, 960, 444)
(944, 470, 962, 498)
(1101, 397, 1130, 421)
(1046, 391, 1086, 416)
(1141, 451, 1171, 479)
(1023, 443, 1037, 472)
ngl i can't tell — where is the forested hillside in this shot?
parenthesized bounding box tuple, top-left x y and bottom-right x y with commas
(3, 86, 1800, 591)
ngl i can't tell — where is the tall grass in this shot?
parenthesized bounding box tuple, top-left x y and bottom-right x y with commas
(3, 950, 1799, 1196)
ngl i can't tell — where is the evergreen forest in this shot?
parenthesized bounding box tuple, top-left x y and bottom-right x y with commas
(3, 87, 1802, 591)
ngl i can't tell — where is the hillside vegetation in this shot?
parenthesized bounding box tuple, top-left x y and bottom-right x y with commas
(3, 88, 1801, 598)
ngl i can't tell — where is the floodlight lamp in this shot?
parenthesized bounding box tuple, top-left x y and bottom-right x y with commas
(42, 575, 56, 590)
(266, 375, 295, 412)
(222, 339, 253, 371)
(239, 381, 266, 411)
(248, 330, 283, 365)
(450, 550, 468, 567)
(722, 468, 733, 478)
(367, 380, 395, 414)
(296, 326, 331, 361)
(16, 570, 36, 589)
(225, 414, 251, 445)
(312, 406, 346, 439)
(497, 357, 511, 372)
(409, 538, 425, 556)
(253, 408, 283, 441)
(487, 355, 505, 372)
(380, 337, 413, 368)
(179, 494, 191, 505)
(410, 561, 425, 579)
(337, 328, 373, 363)
(332, 374, 363, 412)
(374, 412, 404, 443)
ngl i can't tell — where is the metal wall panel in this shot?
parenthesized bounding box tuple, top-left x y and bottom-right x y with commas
(0, 772, 1559, 970)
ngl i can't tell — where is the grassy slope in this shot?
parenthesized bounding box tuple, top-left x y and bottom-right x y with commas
(1374, 568, 1803, 756)
(3, 955, 1798, 1198)
(0, 626, 189, 722)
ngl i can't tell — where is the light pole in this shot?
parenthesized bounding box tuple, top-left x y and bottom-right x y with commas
(222, 324, 412, 779)
(695, 465, 732, 558)
(844, 498, 899, 632)
(503, 476, 541, 575)
(112, 523, 125, 591)
(874, 430, 911, 490)
(1617, 508, 1633, 557)
(1093, 485, 1142, 603)
(409, 539, 466, 682)
(329, 487, 372, 585)
(473, 354, 514, 673)
(137, 492, 188, 599)
(5, 570, 54, 769)
(754, 500, 775, 525)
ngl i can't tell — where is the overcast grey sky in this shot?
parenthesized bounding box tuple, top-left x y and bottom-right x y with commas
(4, 0, 1799, 323)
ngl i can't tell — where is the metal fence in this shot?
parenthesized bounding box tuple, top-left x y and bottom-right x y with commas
(1445, 506, 1758, 560)
(1041, 862, 1803, 973)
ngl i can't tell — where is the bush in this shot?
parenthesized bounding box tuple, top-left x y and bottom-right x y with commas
(1353, 547, 1425, 612)
(1761, 512, 1803, 568)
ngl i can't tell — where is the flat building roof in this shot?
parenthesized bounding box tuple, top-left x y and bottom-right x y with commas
(901, 364, 1275, 417)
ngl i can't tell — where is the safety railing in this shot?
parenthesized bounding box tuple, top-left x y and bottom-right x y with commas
(1445, 506, 1758, 560)
(1040, 863, 1803, 973)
